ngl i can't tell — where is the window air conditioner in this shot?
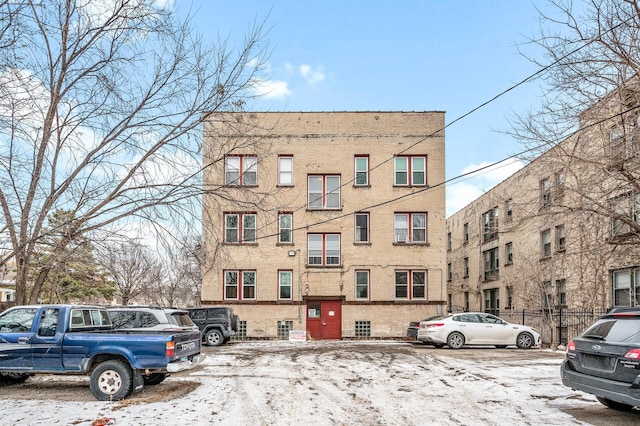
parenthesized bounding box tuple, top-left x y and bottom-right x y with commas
(395, 234, 407, 243)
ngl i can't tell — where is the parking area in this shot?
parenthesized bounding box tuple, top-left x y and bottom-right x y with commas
(1, 340, 639, 425)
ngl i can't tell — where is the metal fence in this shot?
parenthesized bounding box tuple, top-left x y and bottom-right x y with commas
(496, 308, 610, 347)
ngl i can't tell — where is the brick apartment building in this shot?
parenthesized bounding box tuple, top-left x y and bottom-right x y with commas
(446, 87, 640, 322)
(202, 111, 446, 339)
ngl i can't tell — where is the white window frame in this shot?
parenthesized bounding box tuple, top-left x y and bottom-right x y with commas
(307, 233, 341, 266)
(394, 270, 427, 300)
(354, 155, 369, 186)
(279, 270, 293, 300)
(278, 213, 293, 244)
(394, 212, 427, 243)
(355, 213, 369, 243)
(225, 155, 257, 186)
(541, 229, 551, 257)
(278, 155, 293, 186)
(224, 270, 257, 301)
(308, 175, 341, 209)
(394, 156, 426, 186)
(224, 213, 256, 243)
(355, 270, 369, 300)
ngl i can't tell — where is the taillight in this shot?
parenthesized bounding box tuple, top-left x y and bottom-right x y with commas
(566, 340, 576, 352)
(166, 341, 175, 358)
(624, 349, 640, 359)
(427, 323, 445, 328)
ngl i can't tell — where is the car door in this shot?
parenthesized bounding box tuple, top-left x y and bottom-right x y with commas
(0, 306, 38, 370)
(478, 314, 514, 344)
(453, 314, 485, 344)
(31, 307, 63, 371)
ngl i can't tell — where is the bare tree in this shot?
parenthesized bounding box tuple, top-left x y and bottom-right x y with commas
(98, 242, 161, 305)
(0, 0, 269, 304)
(513, 1, 640, 235)
(142, 238, 202, 307)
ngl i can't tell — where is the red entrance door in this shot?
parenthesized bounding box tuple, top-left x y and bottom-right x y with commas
(306, 300, 342, 340)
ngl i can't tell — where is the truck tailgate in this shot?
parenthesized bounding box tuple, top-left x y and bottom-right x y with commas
(170, 330, 202, 360)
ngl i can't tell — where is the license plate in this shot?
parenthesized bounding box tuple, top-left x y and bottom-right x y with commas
(582, 354, 615, 371)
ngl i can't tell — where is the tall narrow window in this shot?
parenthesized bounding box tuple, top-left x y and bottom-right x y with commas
(447, 232, 452, 251)
(394, 156, 426, 186)
(225, 155, 257, 186)
(463, 257, 469, 277)
(555, 224, 566, 251)
(556, 279, 566, 306)
(505, 199, 513, 222)
(555, 170, 565, 200)
(541, 229, 551, 257)
(354, 155, 369, 186)
(224, 213, 256, 243)
(279, 271, 293, 300)
(394, 212, 427, 243)
(540, 178, 551, 208)
(483, 248, 499, 281)
(354, 213, 369, 243)
(482, 208, 498, 242)
(308, 175, 340, 209)
(278, 213, 293, 244)
(355, 270, 369, 300)
(307, 233, 341, 266)
(463, 223, 469, 243)
(278, 155, 293, 186)
(447, 263, 452, 281)
(505, 242, 513, 264)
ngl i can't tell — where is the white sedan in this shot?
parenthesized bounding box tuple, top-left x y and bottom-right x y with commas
(416, 312, 541, 349)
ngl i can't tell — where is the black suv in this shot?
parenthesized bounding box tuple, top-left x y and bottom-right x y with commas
(186, 306, 238, 346)
(561, 307, 640, 410)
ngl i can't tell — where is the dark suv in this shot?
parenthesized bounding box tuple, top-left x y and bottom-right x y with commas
(561, 307, 640, 410)
(186, 306, 238, 346)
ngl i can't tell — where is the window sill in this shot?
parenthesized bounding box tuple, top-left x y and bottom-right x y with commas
(223, 242, 258, 246)
(353, 184, 371, 188)
(539, 255, 551, 261)
(504, 262, 513, 267)
(556, 248, 566, 253)
(393, 242, 430, 246)
(276, 242, 294, 246)
(354, 242, 372, 246)
(306, 264, 342, 269)
(392, 184, 429, 188)
(276, 184, 295, 188)
(306, 208, 342, 212)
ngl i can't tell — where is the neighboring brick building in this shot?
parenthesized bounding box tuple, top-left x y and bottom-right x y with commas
(202, 111, 446, 339)
(446, 87, 640, 332)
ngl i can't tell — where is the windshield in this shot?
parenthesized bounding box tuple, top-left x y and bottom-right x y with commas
(582, 318, 640, 343)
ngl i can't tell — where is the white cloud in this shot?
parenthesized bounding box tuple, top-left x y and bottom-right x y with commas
(299, 64, 325, 84)
(447, 158, 526, 217)
(250, 78, 291, 99)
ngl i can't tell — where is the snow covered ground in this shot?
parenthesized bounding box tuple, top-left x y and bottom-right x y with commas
(0, 340, 636, 425)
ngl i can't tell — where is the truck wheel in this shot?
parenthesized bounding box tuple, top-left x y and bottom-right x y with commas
(143, 373, 167, 386)
(205, 329, 224, 346)
(90, 360, 133, 401)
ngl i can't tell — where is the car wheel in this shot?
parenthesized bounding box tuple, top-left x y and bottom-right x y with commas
(0, 372, 31, 384)
(516, 332, 534, 349)
(90, 360, 133, 401)
(143, 373, 167, 386)
(596, 396, 635, 411)
(495, 345, 507, 349)
(205, 329, 224, 346)
(447, 332, 465, 349)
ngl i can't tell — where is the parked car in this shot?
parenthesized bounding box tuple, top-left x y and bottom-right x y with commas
(0, 304, 204, 401)
(561, 307, 640, 411)
(108, 306, 199, 333)
(186, 306, 238, 346)
(407, 316, 439, 341)
(417, 312, 541, 349)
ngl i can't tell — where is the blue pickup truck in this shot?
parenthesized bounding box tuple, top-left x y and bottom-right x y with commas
(0, 304, 204, 401)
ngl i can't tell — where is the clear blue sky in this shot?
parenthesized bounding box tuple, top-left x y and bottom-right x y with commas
(176, 1, 562, 216)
